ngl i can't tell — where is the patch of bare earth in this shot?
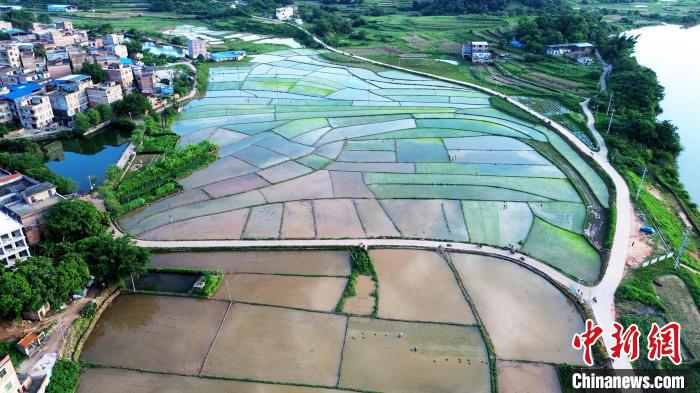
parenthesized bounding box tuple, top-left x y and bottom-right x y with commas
(342, 275, 375, 315)
(402, 35, 429, 51)
(498, 361, 561, 393)
(626, 209, 654, 269)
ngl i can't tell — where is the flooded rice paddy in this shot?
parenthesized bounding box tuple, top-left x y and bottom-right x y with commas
(452, 253, 585, 364)
(80, 249, 586, 392)
(212, 274, 347, 312)
(120, 48, 610, 281)
(371, 249, 475, 325)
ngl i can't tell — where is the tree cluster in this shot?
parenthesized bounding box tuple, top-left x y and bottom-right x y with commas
(0, 199, 150, 318)
(512, 10, 610, 53)
(112, 93, 153, 117)
(0, 145, 76, 194)
(411, 0, 569, 15)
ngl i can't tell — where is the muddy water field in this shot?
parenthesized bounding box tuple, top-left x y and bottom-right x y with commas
(79, 249, 585, 392)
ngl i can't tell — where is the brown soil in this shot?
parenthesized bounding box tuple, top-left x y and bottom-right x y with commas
(626, 209, 654, 269)
(212, 274, 347, 312)
(402, 34, 429, 51)
(498, 361, 561, 393)
(339, 317, 490, 393)
(201, 303, 346, 386)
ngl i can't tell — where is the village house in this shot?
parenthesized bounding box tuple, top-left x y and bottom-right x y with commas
(545, 42, 594, 59)
(0, 353, 29, 393)
(14, 332, 45, 356)
(0, 169, 63, 245)
(461, 41, 492, 64)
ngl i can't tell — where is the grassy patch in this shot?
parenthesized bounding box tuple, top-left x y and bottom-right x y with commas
(522, 217, 601, 282)
(615, 259, 700, 311)
(137, 135, 179, 153)
(489, 96, 542, 125)
(201, 271, 224, 298)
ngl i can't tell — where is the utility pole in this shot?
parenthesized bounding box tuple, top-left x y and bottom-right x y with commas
(606, 108, 615, 134)
(674, 229, 689, 269)
(606, 92, 613, 115)
(635, 166, 647, 200)
(130, 273, 136, 291)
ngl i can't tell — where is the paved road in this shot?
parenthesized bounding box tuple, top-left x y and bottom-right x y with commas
(126, 27, 634, 368)
(595, 50, 612, 92)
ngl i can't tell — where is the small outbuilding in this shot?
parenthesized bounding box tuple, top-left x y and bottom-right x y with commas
(15, 332, 46, 357)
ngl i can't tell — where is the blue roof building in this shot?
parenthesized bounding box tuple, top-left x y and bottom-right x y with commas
(47, 4, 78, 12)
(210, 51, 247, 62)
(119, 57, 133, 65)
(4, 83, 42, 101)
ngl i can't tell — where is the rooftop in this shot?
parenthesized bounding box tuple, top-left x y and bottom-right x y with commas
(21, 182, 56, 198)
(16, 332, 39, 349)
(0, 210, 22, 233)
(53, 74, 90, 83)
(4, 83, 42, 100)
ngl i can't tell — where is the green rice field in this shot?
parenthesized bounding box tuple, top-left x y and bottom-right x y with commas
(119, 49, 608, 281)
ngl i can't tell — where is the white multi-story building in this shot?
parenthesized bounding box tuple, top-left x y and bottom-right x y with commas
(0, 102, 12, 125)
(0, 44, 21, 68)
(275, 5, 295, 20)
(47, 74, 93, 121)
(18, 95, 54, 130)
(187, 38, 207, 59)
(0, 211, 30, 268)
(86, 81, 123, 106)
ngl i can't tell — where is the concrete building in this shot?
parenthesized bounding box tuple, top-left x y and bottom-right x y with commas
(0, 170, 62, 245)
(0, 210, 30, 268)
(103, 34, 124, 46)
(47, 74, 92, 121)
(0, 45, 21, 68)
(461, 41, 491, 64)
(47, 4, 79, 13)
(0, 354, 23, 393)
(2, 83, 43, 119)
(106, 44, 128, 59)
(15, 332, 45, 356)
(0, 101, 12, 125)
(545, 42, 594, 58)
(86, 81, 123, 106)
(56, 20, 73, 31)
(0, 21, 12, 30)
(17, 95, 53, 130)
(106, 63, 134, 91)
(275, 5, 295, 20)
(187, 38, 207, 59)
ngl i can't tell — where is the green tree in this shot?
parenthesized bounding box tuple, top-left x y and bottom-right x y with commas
(96, 103, 113, 121)
(79, 61, 108, 83)
(0, 270, 32, 318)
(45, 359, 81, 393)
(14, 256, 57, 310)
(112, 93, 153, 117)
(87, 108, 101, 126)
(75, 235, 150, 284)
(74, 112, 90, 133)
(55, 253, 90, 302)
(44, 199, 109, 243)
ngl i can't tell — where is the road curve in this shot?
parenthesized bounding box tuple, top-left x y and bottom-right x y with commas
(130, 26, 633, 368)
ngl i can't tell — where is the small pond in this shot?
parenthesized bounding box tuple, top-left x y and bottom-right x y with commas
(133, 272, 200, 294)
(45, 127, 131, 193)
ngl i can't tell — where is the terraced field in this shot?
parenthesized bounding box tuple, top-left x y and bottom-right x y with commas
(120, 49, 609, 281)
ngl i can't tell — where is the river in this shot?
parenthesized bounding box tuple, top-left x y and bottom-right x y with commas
(627, 24, 700, 204)
(45, 128, 130, 193)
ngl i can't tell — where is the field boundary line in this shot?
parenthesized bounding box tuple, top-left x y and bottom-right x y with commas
(336, 316, 351, 388)
(198, 301, 232, 376)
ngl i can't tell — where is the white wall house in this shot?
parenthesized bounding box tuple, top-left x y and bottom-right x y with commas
(276, 6, 295, 21)
(0, 211, 30, 268)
